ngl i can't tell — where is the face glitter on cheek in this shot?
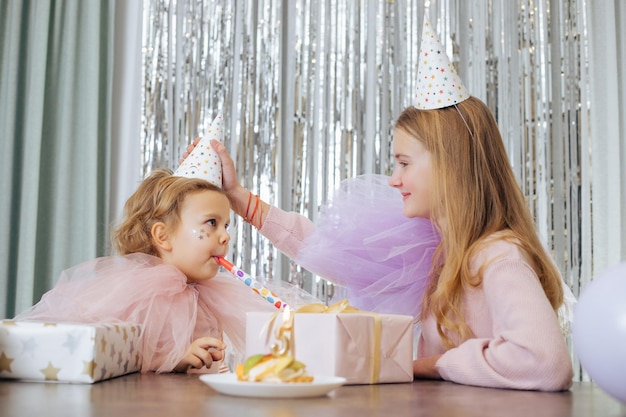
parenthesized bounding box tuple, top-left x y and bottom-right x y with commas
(192, 228, 209, 240)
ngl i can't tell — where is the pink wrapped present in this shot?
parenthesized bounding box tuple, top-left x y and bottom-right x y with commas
(246, 302, 413, 384)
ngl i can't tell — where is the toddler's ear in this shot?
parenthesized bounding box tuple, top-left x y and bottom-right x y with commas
(151, 222, 172, 252)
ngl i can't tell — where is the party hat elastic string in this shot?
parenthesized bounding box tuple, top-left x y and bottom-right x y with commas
(453, 104, 476, 141)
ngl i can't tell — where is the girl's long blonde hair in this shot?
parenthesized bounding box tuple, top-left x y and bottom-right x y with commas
(113, 169, 228, 256)
(395, 97, 564, 349)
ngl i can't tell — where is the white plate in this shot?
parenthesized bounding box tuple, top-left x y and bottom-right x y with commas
(199, 373, 347, 398)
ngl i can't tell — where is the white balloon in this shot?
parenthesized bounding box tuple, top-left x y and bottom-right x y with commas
(573, 262, 626, 404)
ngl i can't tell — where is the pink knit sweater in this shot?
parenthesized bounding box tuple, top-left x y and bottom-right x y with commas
(260, 206, 573, 391)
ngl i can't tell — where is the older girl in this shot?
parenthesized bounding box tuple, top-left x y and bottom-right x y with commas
(206, 94, 573, 391)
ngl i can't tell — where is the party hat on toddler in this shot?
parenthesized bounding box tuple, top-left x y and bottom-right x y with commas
(414, 12, 470, 110)
(174, 113, 223, 187)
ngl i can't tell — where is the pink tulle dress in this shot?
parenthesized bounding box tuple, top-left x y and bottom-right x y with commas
(294, 174, 440, 319)
(13, 253, 276, 373)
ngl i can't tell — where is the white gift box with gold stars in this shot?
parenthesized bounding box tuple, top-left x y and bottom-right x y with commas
(0, 320, 142, 383)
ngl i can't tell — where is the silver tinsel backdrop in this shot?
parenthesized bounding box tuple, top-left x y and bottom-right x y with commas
(141, 0, 590, 378)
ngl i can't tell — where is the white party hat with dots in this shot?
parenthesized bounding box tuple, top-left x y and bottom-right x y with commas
(174, 113, 223, 187)
(414, 13, 470, 110)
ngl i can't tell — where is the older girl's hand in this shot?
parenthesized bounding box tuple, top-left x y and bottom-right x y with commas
(179, 137, 257, 222)
(412, 355, 443, 380)
(174, 337, 226, 373)
(178, 137, 241, 193)
(179, 137, 201, 164)
(209, 139, 242, 194)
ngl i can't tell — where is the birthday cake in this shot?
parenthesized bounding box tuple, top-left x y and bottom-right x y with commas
(235, 353, 314, 383)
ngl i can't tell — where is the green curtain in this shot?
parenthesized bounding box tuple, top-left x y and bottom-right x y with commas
(0, 0, 115, 317)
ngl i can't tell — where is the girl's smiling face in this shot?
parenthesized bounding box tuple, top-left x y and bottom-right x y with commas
(389, 127, 434, 219)
(161, 190, 231, 283)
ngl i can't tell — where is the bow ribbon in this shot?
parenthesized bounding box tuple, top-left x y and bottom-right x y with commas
(295, 299, 360, 313)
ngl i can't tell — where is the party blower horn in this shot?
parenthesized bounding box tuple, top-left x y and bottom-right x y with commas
(215, 257, 288, 309)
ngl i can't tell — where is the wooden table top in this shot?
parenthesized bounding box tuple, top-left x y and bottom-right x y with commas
(1, 373, 625, 417)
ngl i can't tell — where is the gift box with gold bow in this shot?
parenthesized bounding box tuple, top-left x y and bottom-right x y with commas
(0, 320, 142, 383)
(245, 301, 413, 384)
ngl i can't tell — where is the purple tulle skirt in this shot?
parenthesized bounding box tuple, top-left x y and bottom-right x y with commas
(295, 174, 440, 320)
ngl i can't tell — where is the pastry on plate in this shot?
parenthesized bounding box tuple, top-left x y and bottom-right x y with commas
(235, 354, 314, 383)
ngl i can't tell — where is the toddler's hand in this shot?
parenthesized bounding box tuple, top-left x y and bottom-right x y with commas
(174, 337, 226, 372)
